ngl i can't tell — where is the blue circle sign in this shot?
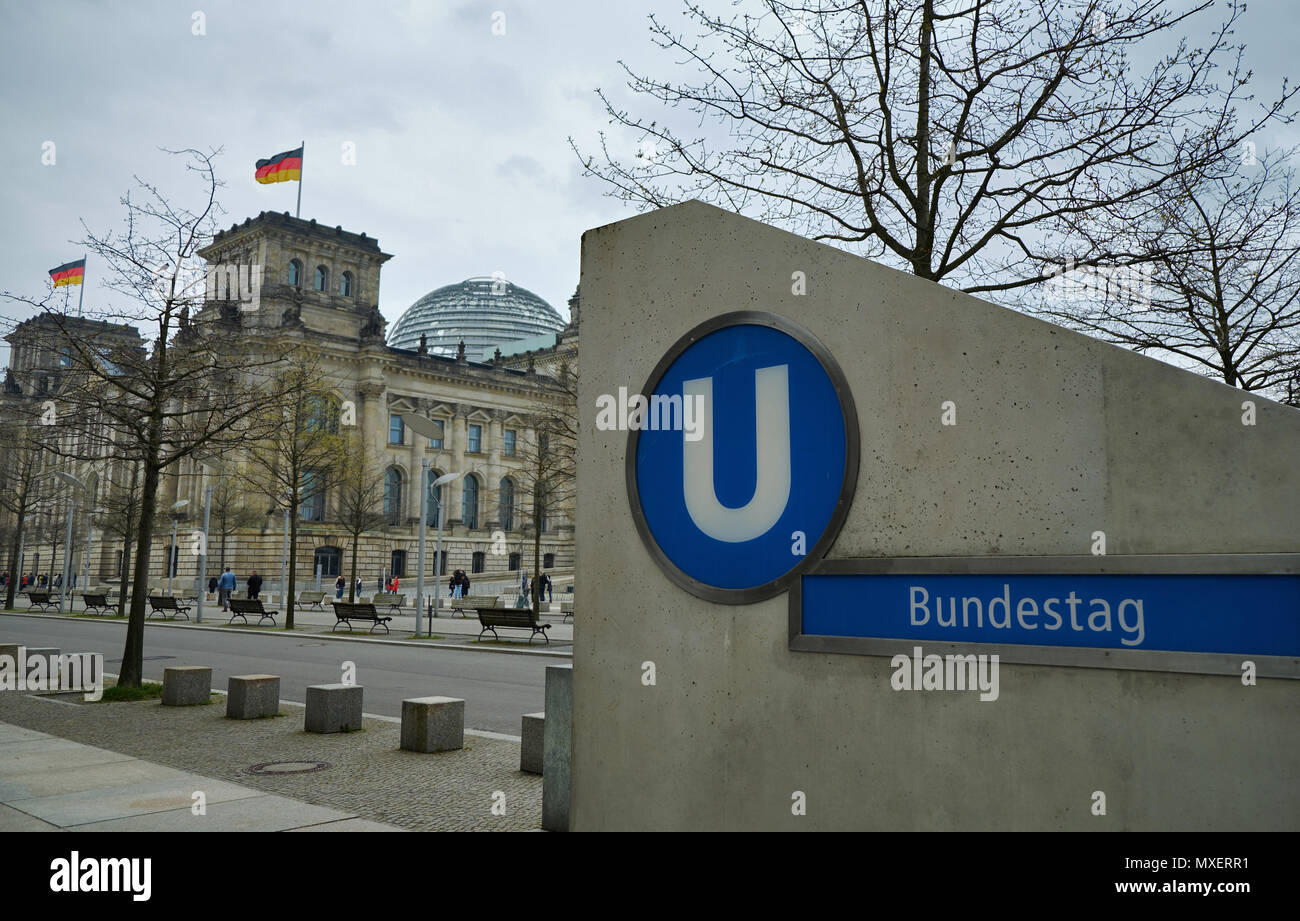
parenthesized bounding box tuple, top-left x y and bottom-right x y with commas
(626, 311, 859, 603)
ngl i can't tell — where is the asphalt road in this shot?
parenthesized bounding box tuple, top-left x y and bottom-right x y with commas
(0, 614, 552, 735)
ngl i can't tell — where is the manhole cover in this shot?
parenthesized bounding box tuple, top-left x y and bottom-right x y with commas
(246, 761, 331, 776)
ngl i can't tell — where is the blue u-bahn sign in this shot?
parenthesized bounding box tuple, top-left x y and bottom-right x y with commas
(626, 311, 1299, 677)
(626, 311, 859, 603)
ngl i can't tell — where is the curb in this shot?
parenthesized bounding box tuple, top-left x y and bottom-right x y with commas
(0, 610, 573, 660)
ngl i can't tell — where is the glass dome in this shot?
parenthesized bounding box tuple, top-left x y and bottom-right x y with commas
(388, 276, 565, 357)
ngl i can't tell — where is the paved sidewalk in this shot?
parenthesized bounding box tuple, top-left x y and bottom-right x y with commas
(0, 721, 404, 832)
(0, 683, 542, 831)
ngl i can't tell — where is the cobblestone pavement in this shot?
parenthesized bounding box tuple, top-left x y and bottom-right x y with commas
(0, 688, 542, 832)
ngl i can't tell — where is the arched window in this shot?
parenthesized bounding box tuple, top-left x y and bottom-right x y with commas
(339, 271, 353, 297)
(384, 467, 403, 525)
(498, 477, 514, 530)
(426, 471, 442, 527)
(315, 265, 328, 292)
(462, 475, 479, 530)
(288, 259, 302, 287)
(314, 546, 341, 577)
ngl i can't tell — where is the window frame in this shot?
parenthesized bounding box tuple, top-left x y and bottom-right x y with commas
(384, 466, 404, 525)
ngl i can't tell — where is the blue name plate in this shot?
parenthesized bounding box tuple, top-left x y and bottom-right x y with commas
(800, 572, 1300, 657)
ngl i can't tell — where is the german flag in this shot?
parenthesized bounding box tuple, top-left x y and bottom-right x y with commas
(49, 259, 85, 287)
(255, 146, 303, 184)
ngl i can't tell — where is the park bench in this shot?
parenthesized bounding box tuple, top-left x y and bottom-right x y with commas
(451, 594, 500, 618)
(227, 598, 279, 627)
(82, 593, 114, 616)
(296, 591, 326, 611)
(559, 601, 574, 624)
(476, 607, 551, 645)
(372, 593, 406, 616)
(148, 595, 191, 620)
(332, 601, 392, 634)
(25, 591, 60, 612)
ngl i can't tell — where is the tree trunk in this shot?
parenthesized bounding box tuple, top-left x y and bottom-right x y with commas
(116, 538, 131, 618)
(4, 525, 22, 610)
(532, 509, 542, 620)
(912, 0, 935, 279)
(348, 539, 358, 603)
(119, 459, 161, 687)
(285, 501, 299, 629)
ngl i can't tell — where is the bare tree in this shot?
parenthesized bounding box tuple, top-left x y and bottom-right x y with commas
(0, 412, 50, 609)
(333, 430, 386, 604)
(2, 147, 284, 686)
(511, 367, 577, 617)
(240, 347, 344, 627)
(573, 0, 1294, 295)
(94, 458, 143, 617)
(1037, 149, 1300, 401)
(207, 472, 261, 573)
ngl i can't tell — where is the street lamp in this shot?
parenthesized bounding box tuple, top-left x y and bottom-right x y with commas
(167, 499, 190, 596)
(53, 471, 82, 612)
(196, 483, 213, 623)
(428, 471, 462, 633)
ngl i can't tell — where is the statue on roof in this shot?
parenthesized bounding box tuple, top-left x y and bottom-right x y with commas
(359, 305, 384, 339)
(417, 333, 428, 355)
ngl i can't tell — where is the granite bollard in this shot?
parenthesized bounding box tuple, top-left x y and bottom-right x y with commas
(162, 666, 211, 706)
(305, 683, 363, 733)
(227, 674, 280, 719)
(400, 696, 464, 753)
(521, 712, 545, 774)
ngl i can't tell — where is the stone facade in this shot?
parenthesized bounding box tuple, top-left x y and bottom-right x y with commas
(1, 212, 576, 596)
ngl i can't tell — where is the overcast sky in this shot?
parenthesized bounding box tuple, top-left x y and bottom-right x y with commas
(1, 0, 1294, 366)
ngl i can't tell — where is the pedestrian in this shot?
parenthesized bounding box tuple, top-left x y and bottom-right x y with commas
(354, 577, 362, 598)
(449, 570, 461, 599)
(391, 575, 399, 593)
(217, 566, 236, 611)
(542, 571, 553, 603)
(207, 575, 218, 594)
(53, 573, 62, 589)
(334, 575, 345, 600)
(247, 570, 263, 600)
(461, 571, 470, 595)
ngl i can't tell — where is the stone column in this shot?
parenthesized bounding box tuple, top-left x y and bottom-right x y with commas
(449, 406, 468, 527)
(486, 410, 504, 529)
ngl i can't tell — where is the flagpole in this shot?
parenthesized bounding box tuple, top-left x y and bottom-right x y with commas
(76, 255, 86, 317)
(295, 140, 304, 219)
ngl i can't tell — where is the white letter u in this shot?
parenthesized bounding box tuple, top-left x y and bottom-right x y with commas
(682, 365, 791, 542)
